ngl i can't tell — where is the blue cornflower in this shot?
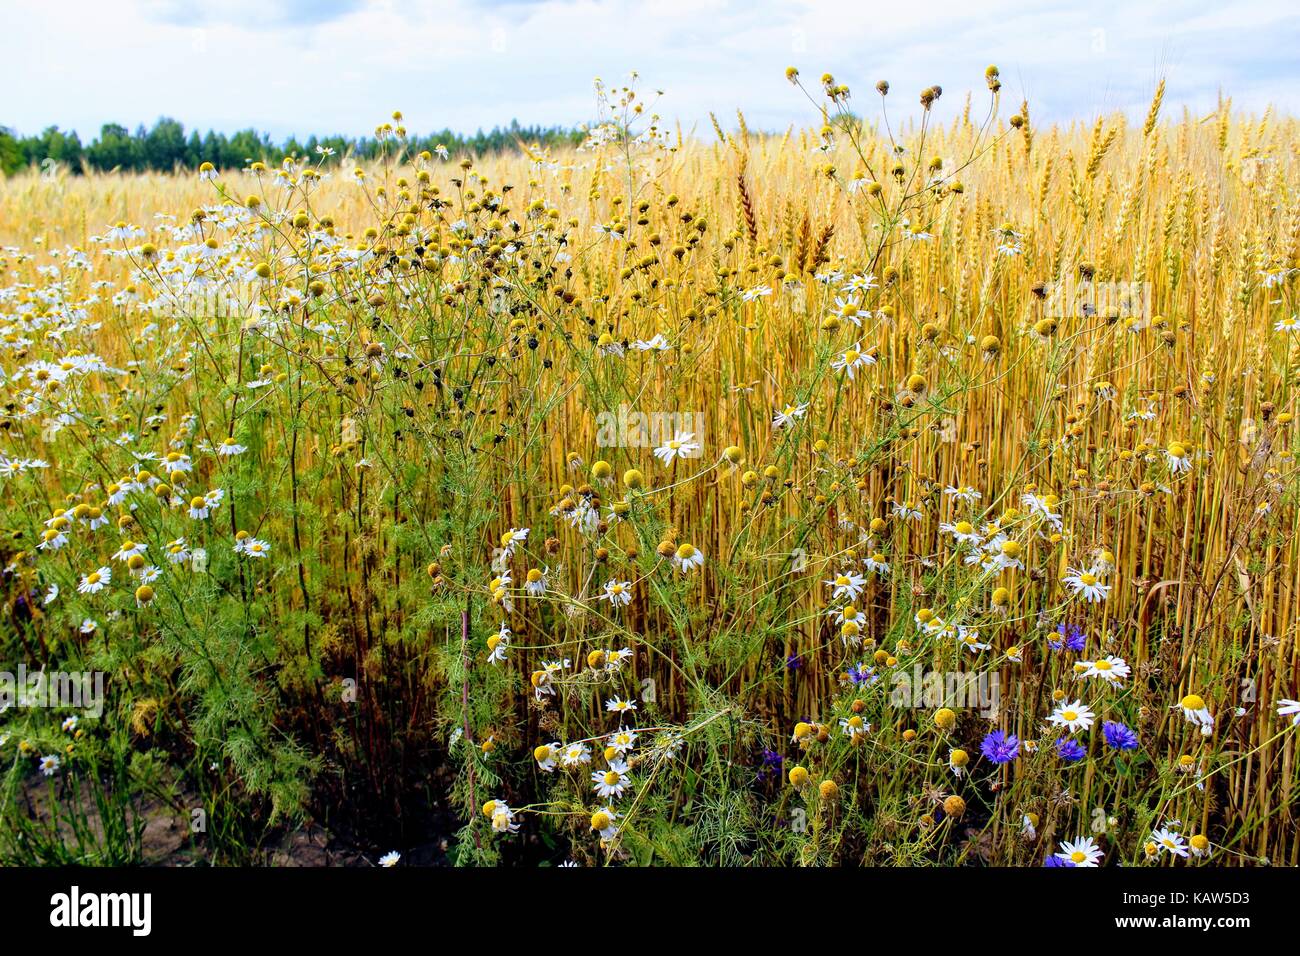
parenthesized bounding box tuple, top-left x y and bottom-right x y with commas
(1056, 738, 1087, 762)
(1102, 720, 1140, 751)
(980, 729, 1020, 764)
(786, 654, 803, 671)
(847, 663, 877, 686)
(1044, 854, 1076, 867)
(1049, 622, 1086, 652)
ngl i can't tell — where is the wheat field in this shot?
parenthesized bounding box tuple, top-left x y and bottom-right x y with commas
(2, 70, 1298, 867)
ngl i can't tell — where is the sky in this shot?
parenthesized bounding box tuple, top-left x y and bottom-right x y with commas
(2, 0, 1298, 141)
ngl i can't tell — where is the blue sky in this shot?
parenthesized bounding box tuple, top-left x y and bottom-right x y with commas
(3, 0, 1298, 139)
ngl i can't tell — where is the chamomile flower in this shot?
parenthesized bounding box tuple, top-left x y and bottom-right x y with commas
(773, 402, 809, 429)
(523, 567, 548, 596)
(378, 851, 400, 867)
(863, 552, 890, 575)
(39, 754, 61, 776)
(77, 566, 111, 594)
(607, 728, 637, 754)
(605, 697, 637, 717)
(486, 624, 510, 664)
(1077, 656, 1130, 685)
(1062, 566, 1111, 603)
(533, 743, 560, 772)
(1048, 699, 1096, 733)
(943, 484, 982, 505)
(591, 806, 620, 841)
(940, 519, 982, 545)
(1178, 694, 1215, 735)
(237, 537, 271, 558)
(592, 760, 630, 799)
(217, 437, 247, 456)
(825, 571, 866, 601)
(560, 742, 592, 768)
(1165, 441, 1192, 475)
(112, 541, 147, 562)
(1055, 835, 1103, 867)
(600, 579, 633, 606)
(653, 431, 700, 464)
(831, 342, 875, 379)
(673, 543, 704, 572)
(840, 714, 869, 740)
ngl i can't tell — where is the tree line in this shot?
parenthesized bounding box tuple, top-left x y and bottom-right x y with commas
(0, 117, 586, 176)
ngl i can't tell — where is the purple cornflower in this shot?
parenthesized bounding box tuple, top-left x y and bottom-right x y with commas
(755, 748, 784, 783)
(1049, 622, 1086, 652)
(980, 729, 1020, 764)
(847, 663, 877, 686)
(1044, 854, 1076, 867)
(1102, 720, 1139, 751)
(1056, 738, 1087, 762)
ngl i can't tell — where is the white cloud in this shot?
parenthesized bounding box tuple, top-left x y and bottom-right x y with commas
(1, 0, 1296, 140)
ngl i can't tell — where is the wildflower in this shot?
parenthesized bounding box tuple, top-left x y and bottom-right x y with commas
(499, 527, 529, 555)
(1055, 738, 1087, 762)
(863, 552, 890, 575)
(62, 716, 78, 733)
(1151, 827, 1189, 858)
(77, 566, 111, 595)
(1178, 694, 1214, 735)
(1021, 813, 1039, 840)
(524, 567, 548, 596)
(533, 743, 559, 772)
(1189, 834, 1212, 858)
(1102, 721, 1139, 750)
(995, 539, 1024, 571)
(948, 748, 970, 777)
(217, 437, 246, 456)
(673, 543, 704, 572)
(39, 754, 61, 776)
(980, 730, 1020, 764)
(236, 537, 271, 558)
(487, 623, 510, 664)
(825, 571, 866, 601)
(605, 697, 637, 717)
(840, 714, 869, 740)
(560, 742, 592, 768)
(652, 431, 700, 465)
(940, 520, 982, 545)
(1077, 655, 1129, 685)
(592, 760, 630, 799)
(1062, 566, 1111, 603)
(1165, 441, 1191, 475)
(1048, 699, 1096, 733)
(1050, 622, 1087, 652)
(943, 484, 982, 505)
(1276, 699, 1300, 727)
(831, 342, 875, 379)
(772, 402, 808, 429)
(591, 806, 619, 842)
(112, 541, 147, 562)
(378, 851, 400, 867)
(607, 728, 637, 754)
(1055, 836, 1102, 867)
(600, 580, 633, 606)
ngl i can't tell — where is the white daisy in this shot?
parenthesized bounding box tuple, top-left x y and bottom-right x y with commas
(1048, 699, 1096, 733)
